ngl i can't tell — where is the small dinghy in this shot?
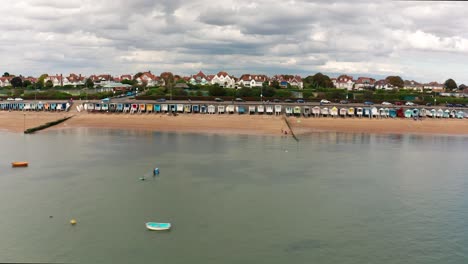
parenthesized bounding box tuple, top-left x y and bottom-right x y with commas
(145, 222, 171, 231)
(12, 161, 28, 167)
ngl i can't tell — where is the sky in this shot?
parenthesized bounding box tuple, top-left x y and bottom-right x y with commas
(1, 0, 468, 84)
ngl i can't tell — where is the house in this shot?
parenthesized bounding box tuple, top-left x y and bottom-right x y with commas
(403, 80, 423, 92)
(190, 71, 210, 86)
(333, 75, 355, 90)
(135, 72, 162, 87)
(23, 77, 37, 84)
(45, 74, 65, 86)
(66, 74, 85, 86)
(423, 82, 444, 92)
(374, 79, 395, 90)
(354, 77, 376, 90)
(237, 74, 269, 88)
(211, 71, 236, 88)
(272, 75, 304, 89)
(0, 77, 12, 87)
(88, 74, 114, 86)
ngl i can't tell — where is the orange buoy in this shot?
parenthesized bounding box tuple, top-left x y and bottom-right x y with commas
(12, 161, 28, 167)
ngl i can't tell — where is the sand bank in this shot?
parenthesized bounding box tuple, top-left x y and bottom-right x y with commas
(0, 111, 467, 136)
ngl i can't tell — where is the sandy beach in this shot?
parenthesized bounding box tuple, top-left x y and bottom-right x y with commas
(1, 111, 467, 136)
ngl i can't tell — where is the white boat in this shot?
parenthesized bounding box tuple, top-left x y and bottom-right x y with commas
(145, 222, 171, 231)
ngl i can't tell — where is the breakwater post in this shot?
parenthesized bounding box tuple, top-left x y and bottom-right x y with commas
(24, 116, 74, 134)
(282, 116, 299, 142)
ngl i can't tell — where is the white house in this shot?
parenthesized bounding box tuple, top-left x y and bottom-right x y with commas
(211, 71, 236, 88)
(374, 79, 395, 91)
(135, 72, 162, 87)
(237, 74, 268, 88)
(190, 71, 209, 86)
(0, 77, 12, 87)
(333, 75, 355, 90)
(354, 77, 375, 90)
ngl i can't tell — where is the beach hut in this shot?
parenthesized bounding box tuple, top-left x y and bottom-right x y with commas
(389, 108, 397, 118)
(443, 109, 450, 118)
(86, 103, 93, 112)
(312, 106, 321, 117)
(130, 104, 138, 114)
(378, 108, 386, 118)
(430, 109, 436, 118)
(321, 107, 329, 117)
(146, 104, 153, 113)
(275, 105, 282, 115)
(37, 103, 44, 111)
(237, 106, 246, 114)
(24, 103, 31, 111)
(419, 108, 427, 117)
(138, 104, 146, 113)
(396, 108, 404, 118)
(200, 105, 207, 114)
(227, 105, 235, 114)
(293, 106, 301, 116)
(177, 104, 184, 113)
(249, 105, 256, 115)
(266, 105, 274, 115)
(412, 108, 419, 118)
(371, 107, 379, 118)
(184, 104, 191, 113)
(123, 103, 131, 113)
(192, 105, 200, 113)
(18, 103, 24, 111)
(339, 108, 347, 118)
(161, 104, 168, 113)
(109, 103, 117, 112)
(116, 103, 123, 112)
(285, 106, 293, 116)
(217, 105, 225, 114)
(153, 104, 160, 113)
(436, 109, 444, 118)
(363, 108, 371, 118)
(102, 103, 109, 112)
(404, 109, 412, 118)
(330, 106, 338, 117)
(51, 103, 58, 111)
(257, 105, 265, 114)
(456, 111, 465, 119)
(207, 105, 216, 114)
(450, 110, 457, 118)
(169, 104, 176, 113)
(303, 106, 311, 117)
(93, 103, 101, 112)
(356, 107, 363, 117)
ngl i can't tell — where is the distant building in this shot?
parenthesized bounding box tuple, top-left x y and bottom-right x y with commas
(404, 80, 423, 92)
(423, 82, 444, 92)
(333, 75, 355, 90)
(211, 71, 236, 88)
(354, 77, 375, 90)
(190, 71, 209, 86)
(237, 74, 269, 88)
(271, 75, 304, 89)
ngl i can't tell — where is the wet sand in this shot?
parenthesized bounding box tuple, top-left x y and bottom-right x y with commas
(1, 111, 467, 136)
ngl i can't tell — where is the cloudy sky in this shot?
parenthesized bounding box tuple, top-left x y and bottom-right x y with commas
(1, 0, 468, 84)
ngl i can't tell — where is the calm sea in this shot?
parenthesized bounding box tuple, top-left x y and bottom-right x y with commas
(0, 129, 467, 264)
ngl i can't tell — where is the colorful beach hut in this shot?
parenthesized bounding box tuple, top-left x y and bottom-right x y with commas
(312, 106, 321, 117)
(249, 105, 256, 115)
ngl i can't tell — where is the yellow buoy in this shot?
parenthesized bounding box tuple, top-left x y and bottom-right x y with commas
(70, 219, 77, 225)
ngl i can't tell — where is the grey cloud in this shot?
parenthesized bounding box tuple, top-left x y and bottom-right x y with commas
(0, 0, 467, 83)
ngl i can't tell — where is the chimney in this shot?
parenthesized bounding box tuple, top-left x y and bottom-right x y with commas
(61, 74, 63, 86)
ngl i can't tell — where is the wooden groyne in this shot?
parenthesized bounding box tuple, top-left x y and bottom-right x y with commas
(24, 116, 74, 134)
(282, 117, 299, 142)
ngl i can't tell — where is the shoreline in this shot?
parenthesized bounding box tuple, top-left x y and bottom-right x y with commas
(0, 111, 467, 136)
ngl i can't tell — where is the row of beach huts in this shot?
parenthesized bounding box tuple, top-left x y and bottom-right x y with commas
(0, 102, 71, 111)
(76, 102, 467, 119)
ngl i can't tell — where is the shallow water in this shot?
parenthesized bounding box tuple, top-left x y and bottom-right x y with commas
(0, 129, 467, 264)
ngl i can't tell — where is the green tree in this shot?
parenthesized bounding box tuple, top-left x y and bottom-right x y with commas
(36, 74, 48, 89)
(262, 86, 276, 97)
(121, 79, 137, 86)
(444, 78, 457, 91)
(23, 80, 32, 88)
(236, 87, 252, 97)
(3, 72, 9, 77)
(208, 84, 226, 96)
(11, 76, 23, 88)
(45, 80, 54, 89)
(385, 76, 404, 89)
(304, 73, 334, 88)
(270, 80, 280, 89)
(85, 78, 94, 89)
